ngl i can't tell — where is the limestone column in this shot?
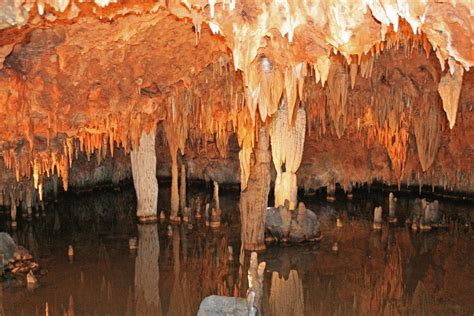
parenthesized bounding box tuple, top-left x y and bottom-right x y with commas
(270, 102, 306, 210)
(170, 151, 180, 221)
(179, 160, 187, 211)
(131, 130, 158, 223)
(240, 127, 271, 251)
(135, 224, 162, 315)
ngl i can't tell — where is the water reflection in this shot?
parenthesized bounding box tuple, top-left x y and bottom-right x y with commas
(135, 224, 161, 315)
(0, 186, 472, 315)
(268, 270, 304, 316)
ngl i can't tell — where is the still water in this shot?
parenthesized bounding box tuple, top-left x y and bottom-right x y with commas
(1, 184, 473, 315)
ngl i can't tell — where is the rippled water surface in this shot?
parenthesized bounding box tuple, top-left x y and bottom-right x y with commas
(1, 185, 473, 315)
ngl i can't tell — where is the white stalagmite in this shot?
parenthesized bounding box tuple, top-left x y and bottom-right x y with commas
(270, 101, 306, 209)
(131, 130, 158, 223)
(213, 181, 220, 212)
(438, 62, 464, 129)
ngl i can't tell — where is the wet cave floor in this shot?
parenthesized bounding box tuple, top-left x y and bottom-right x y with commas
(1, 184, 474, 315)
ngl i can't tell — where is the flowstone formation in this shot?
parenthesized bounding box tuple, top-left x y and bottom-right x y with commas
(0, 1, 472, 246)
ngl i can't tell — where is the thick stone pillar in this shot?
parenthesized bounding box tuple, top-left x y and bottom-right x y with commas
(131, 131, 158, 223)
(135, 224, 162, 315)
(240, 127, 271, 251)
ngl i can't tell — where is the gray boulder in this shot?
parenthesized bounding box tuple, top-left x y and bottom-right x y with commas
(197, 295, 249, 316)
(266, 202, 320, 243)
(0, 232, 16, 262)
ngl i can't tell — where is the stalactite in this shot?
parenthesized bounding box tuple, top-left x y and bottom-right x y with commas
(237, 109, 255, 191)
(438, 62, 464, 129)
(326, 61, 349, 138)
(270, 102, 306, 209)
(414, 95, 441, 172)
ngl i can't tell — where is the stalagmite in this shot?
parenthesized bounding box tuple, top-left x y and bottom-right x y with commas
(67, 245, 74, 261)
(327, 182, 336, 202)
(179, 161, 187, 212)
(346, 182, 353, 200)
(213, 181, 220, 212)
(10, 190, 17, 229)
(438, 63, 464, 129)
(388, 193, 397, 224)
(240, 127, 271, 251)
(373, 206, 382, 230)
(130, 131, 158, 223)
(270, 102, 306, 209)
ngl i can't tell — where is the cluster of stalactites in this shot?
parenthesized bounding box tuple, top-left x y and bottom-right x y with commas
(303, 37, 455, 188)
(0, 110, 154, 201)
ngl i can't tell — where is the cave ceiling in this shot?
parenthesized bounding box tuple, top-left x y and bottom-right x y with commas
(0, 0, 472, 194)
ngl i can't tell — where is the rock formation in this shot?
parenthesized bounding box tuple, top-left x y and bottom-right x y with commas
(0, 0, 471, 249)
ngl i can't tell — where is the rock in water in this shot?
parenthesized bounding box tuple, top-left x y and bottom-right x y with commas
(266, 203, 321, 243)
(14, 246, 33, 261)
(197, 295, 249, 316)
(0, 232, 17, 262)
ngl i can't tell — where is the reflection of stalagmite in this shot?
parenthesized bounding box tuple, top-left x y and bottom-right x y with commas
(130, 131, 158, 223)
(169, 225, 191, 316)
(135, 224, 161, 315)
(240, 127, 271, 251)
(270, 102, 306, 209)
(268, 270, 304, 316)
(373, 206, 382, 230)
